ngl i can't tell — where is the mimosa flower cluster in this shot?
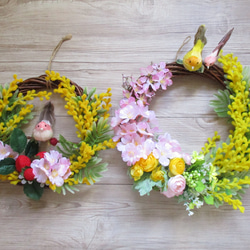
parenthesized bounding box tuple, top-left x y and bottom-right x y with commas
(112, 56, 250, 215)
(0, 71, 115, 200)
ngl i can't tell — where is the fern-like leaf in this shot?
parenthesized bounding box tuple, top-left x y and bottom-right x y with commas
(84, 156, 108, 184)
(55, 184, 79, 195)
(57, 134, 78, 158)
(85, 117, 112, 146)
(243, 66, 250, 90)
(210, 89, 231, 118)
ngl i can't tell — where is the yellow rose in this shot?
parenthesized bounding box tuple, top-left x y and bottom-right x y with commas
(169, 158, 185, 176)
(150, 167, 165, 182)
(130, 164, 144, 181)
(139, 153, 159, 172)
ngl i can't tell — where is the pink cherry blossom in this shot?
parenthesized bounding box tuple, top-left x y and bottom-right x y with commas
(120, 122, 137, 136)
(119, 103, 140, 123)
(152, 71, 172, 90)
(140, 65, 154, 76)
(121, 143, 142, 166)
(112, 126, 123, 142)
(182, 153, 192, 165)
(162, 175, 186, 198)
(137, 104, 149, 118)
(153, 141, 173, 166)
(44, 150, 62, 165)
(0, 141, 18, 160)
(128, 133, 147, 145)
(137, 94, 148, 106)
(111, 110, 122, 128)
(48, 157, 71, 186)
(140, 138, 155, 159)
(31, 150, 71, 187)
(144, 78, 160, 93)
(31, 158, 49, 183)
(120, 96, 136, 108)
(158, 133, 182, 153)
(129, 80, 143, 98)
(137, 121, 153, 136)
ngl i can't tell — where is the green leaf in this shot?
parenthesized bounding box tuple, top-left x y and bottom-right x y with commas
(210, 89, 231, 118)
(187, 159, 205, 172)
(64, 183, 78, 194)
(204, 195, 214, 205)
(74, 168, 84, 183)
(10, 128, 27, 153)
(56, 184, 79, 195)
(243, 66, 250, 90)
(57, 134, 78, 158)
(225, 188, 232, 195)
(55, 186, 62, 194)
(25, 140, 39, 158)
(86, 88, 96, 100)
(133, 177, 157, 196)
(195, 181, 206, 192)
(245, 131, 250, 141)
(197, 64, 204, 73)
(23, 181, 44, 200)
(83, 87, 88, 96)
(85, 117, 112, 146)
(176, 59, 183, 65)
(84, 159, 108, 184)
(214, 197, 224, 208)
(0, 158, 16, 175)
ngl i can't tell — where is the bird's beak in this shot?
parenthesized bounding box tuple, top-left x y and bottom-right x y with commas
(191, 66, 194, 70)
(206, 65, 209, 69)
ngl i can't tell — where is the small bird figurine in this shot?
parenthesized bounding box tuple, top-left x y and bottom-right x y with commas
(183, 25, 207, 72)
(33, 120, 53, 142)
(204, 28, 234, 68)
(33, 101, 55, 142)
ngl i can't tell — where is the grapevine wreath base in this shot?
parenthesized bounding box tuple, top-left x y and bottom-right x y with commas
(0, 71, 115, 200)
(112, 54, 250, 215)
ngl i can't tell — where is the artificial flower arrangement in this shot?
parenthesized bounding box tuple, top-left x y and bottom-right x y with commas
(112, 25, 250, 215)
(0, 70, 115, 200)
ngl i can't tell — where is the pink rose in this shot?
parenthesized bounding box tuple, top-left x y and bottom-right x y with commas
(162, 175, 186, 198)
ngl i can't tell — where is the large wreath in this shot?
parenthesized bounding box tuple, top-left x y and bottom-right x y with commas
(112, 52, 250, 215)
(0, 70, 115, 200)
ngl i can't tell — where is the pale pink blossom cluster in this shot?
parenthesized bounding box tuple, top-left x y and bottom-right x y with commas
(112, 63, 191, 167)
(31, 150, 71, 187)
(112, 96, 158, 166)
(153, 134, 191, 166)
(123, 62, 173, 105)
(0, 141, 18, 160)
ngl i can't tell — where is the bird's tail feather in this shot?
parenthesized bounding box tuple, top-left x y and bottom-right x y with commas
(39, 101, 56, 127)
(194, 25, 207, 46)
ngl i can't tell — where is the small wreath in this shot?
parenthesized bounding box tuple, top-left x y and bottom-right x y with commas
(112, 27, 250, 215)
(0, 37, 115, 200)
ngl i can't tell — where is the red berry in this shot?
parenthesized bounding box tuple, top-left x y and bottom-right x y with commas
(50, 137, 58, 146)
(36, 151, 46, 159)
(23, 168, 35, 181)
(15, 155, 31, 172)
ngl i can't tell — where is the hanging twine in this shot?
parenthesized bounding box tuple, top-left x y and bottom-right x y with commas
(47, 34, 72, 72)
(175, 35, 191, 61)
(46, 34, 72, 88)
(17, 34, 84, 96)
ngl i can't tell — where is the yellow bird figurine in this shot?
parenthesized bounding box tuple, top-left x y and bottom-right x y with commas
(183, 25, 207, 72)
